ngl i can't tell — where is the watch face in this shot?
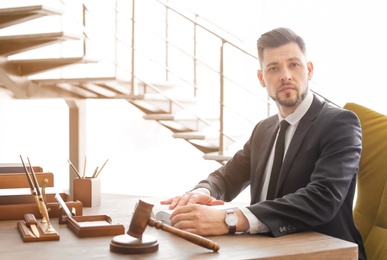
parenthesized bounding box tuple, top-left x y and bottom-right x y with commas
(226, 213, 238, 226)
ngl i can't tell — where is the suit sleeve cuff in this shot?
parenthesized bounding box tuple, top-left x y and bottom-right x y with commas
(240, 207, 270, 234)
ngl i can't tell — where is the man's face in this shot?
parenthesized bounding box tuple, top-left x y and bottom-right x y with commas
(258, 42, 313, 109)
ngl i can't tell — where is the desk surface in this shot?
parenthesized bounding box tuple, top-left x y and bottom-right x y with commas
(0, 194, 358, 260)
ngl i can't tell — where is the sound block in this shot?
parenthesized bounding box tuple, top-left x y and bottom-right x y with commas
(110, 234, 159, 254)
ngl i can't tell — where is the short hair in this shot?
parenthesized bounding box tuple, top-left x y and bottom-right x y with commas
(257, 27, 307, 66)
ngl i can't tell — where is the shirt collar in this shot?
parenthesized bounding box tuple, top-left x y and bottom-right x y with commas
(278, 90, 313, 125)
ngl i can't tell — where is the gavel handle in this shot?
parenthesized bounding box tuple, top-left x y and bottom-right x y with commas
(148, 218, 220, 252)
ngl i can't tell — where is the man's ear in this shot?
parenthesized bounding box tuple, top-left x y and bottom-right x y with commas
(257, 70, 266, 87)
(307, 61, 314, 80)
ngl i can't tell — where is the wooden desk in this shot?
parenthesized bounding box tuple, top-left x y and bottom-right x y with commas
(0, 194, 358, 259)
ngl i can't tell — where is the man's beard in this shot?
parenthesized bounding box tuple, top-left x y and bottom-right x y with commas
(275, 87, 308, 108)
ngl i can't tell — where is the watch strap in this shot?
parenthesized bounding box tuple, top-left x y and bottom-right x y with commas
(226, 209, 237, 234)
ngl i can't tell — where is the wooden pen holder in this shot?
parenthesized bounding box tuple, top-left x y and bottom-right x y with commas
(73, 178, 101, 207)
(17, 218, 60, 242)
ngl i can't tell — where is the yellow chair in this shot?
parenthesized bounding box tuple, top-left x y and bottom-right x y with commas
(344, 103, 387, 259)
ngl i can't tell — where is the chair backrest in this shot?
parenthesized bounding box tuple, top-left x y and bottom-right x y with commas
(344, 103, 387, 259)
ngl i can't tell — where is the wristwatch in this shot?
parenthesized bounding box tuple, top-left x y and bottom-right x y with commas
(225, 209, 238, 234)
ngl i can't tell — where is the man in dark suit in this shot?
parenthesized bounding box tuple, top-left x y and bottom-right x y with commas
(161, 27, 366, 259)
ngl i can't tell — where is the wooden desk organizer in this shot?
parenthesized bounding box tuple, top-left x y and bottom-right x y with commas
(0, 166, 83, 221)
(0, 171, 53, 189)
(17, 219, 60, 242)
(67, 215, 125, 238)
(0, 192, 83, 221)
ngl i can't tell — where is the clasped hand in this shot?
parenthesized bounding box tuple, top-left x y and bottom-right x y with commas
(160, 192, 228, 236)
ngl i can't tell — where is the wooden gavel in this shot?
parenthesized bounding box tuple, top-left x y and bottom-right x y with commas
(129, 199, 220, 252)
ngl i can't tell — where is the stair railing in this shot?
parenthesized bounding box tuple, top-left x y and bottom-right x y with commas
(129, 0, 271, 156)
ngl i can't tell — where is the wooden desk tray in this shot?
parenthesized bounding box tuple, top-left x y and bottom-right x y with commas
(0, 193, 83, 221)
(0, 164, 43, 174)
(0, 172, 53, 189)
(67, 215, 125, 238)
(17, 220, 60, 242)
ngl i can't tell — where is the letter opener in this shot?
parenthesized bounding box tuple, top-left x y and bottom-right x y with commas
(24, 213, 40, 238)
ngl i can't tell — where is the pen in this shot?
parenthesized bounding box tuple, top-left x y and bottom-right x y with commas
(91, 166, 99, 178)
(83, 156, 87, 179)
(20, 155, 40, 209)
(67, 159, 82, 179)
(95, 159, 108, 178)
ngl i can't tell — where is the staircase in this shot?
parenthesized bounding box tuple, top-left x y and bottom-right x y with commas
(0, 1, 271, 165)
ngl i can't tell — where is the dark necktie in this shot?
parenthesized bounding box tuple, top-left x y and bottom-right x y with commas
(267, 120, 290, 200)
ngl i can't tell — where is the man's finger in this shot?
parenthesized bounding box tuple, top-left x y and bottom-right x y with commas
(160, 198, 173, 205)
(209, 199, 225, 206)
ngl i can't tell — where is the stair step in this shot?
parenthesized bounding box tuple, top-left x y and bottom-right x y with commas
(203, 151, 234, 163)
(144, 112, 218, 122)
(144, 112, 219, 133)
(76, 82, 119, 98)
(129, 100, 165, 114)
(33, 76, 117, 84)
(187, 139, 219, 154)
(157, 120, 192, 133)
(55, 83, 96, 98)
(0, 32, 81, 56)
(173, 130, 219, 140)
(34, 77, 132, 95)
(29, 77, 133, 98)
(0, 5, 62, 29)
(144, 113, 175, 121)
(93, 82, 131, 96)
(5, 57, 98, 76)
(137, 93, 197, 114)
(173, 132, 207, 140)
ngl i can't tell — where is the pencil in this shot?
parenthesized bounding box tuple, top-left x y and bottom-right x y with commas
(91, 166, 99, 178)
(67, 159, 82, 179)
(83, 156, 87, 179)
(95, 159, 108, 178)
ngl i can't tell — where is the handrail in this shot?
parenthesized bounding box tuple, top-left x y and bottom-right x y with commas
(160, 0, 272, 155)
(146, 20, 260, 97)
(128, 0, 271, 155)
(157, 0, 257, 59)
(130, 0, 136, 95)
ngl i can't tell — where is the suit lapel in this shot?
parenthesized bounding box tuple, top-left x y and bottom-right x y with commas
(275, 96, 324, 197)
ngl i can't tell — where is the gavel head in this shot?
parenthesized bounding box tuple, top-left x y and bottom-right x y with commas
(128, 200, 154, 240)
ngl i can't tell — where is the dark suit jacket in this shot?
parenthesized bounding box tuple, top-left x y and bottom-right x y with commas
(195, 95, 366, 259)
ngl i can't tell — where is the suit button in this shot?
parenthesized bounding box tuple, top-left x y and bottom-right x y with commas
(280, 226, 287, 232)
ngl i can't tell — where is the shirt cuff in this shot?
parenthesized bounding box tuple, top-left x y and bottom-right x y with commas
(240, 207, 270, 234)
(192, 188, 211, 195)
